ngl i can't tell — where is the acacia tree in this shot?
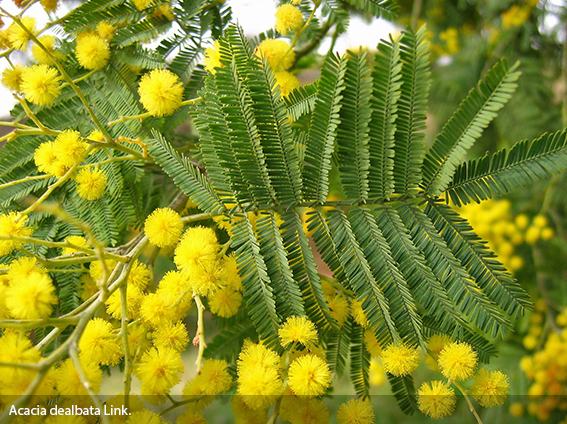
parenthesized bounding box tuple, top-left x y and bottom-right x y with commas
(1, 0, 567, 423)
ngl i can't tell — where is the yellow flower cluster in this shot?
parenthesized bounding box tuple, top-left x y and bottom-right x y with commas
(138, 68, 184, 116)
(455, 199, 554, 273)
(0, 212, 33, 256)
(439, 27, 459, 55)
(237, 342, 284, 410)
(34, 130, 89, 177)
(417, 337, 509, 419)
(275, 4, 304, 35)
(75, 32, 110, 70)
(0, 257, 57, 320)
(516, 300, 567, 422)
(501, 5, 532, 30)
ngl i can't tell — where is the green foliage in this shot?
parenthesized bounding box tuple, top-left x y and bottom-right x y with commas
(144, 23, 567, 406)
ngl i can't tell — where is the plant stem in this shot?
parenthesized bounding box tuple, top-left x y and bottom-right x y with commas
(452, 381, 484, 424)
(69, 344, 110, 424)
(193, 294, 207, 373)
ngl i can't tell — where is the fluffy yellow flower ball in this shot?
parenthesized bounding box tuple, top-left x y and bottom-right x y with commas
(5, 272, 58, 319)
(152, 321, 190, 352)
(40, 0, 59, 13)
(380, 343, 420, 377)
(21, 64, 63, 105)
(470, 369, 510, 407)
(275, 4, 303, 35)
(76, 33, 110, 70)
(0, 212, 33, 256)
(208, 286, 242, 318)
(56, 130, 90, 168)
(337, 399, 375, 424)
(204, 40, 222, 74)
(1, 65, 25, 91)
(79, 318, 123, 366)
(97, 21, 116, 41)
(8, 16, 37, 51)
(55, 357, 103, 397)
(32, 35, 63, 65)
(144, 207, 184, 248)
(417, 380, 456, 419)
(138, 69, 184, 116)
(288, 354, 331, 397)
(34, 141, 67, 177)
(255, 39, 295, 71)
(136, 347, 184, 395)
(274, 71, 299, 97)
(75, 168, 107, 200)
(278, 315, 318, 348)
(438, 341, 478, 381)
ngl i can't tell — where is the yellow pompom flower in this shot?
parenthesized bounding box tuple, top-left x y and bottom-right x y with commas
(139, 291, 179, 327)
(136, 347, 184, 395)
(438, 341, 477, 381)
(363, 329, 382, 357)
(237, 365, 283, 410)
(337, 399, 375, 424)
(288, 354, 331, 397)
(75, 168, 107, 200)
(61, 235, 89, 255)
(417, 380, 456, 419)
(40, 0, 59, 12)
(1, 65, 25, 91)
(470, 369, 510, 407)
(132, 0, 153, 11)
(97, 21, 115, 41)
(88, 129, 105, 142)
(34, 141, 67, 177)
(424, 334, 452, 371)
(328, 295, 350, 326)
(174, 225, 219, 271)
(255, 39, 295, 71)
(220, 253, 243, 291)
(89, 258, 118, 282)
(274, 71, 299, 97)
(138, 69, 184, 116)
(204, 40, 222, 74)
(32, 35, 63, 65)
(177, 411, 208, 424)
(232, 395, 268, 424)
(55, 130, 89, 167)
(0, 333, 41, 387)
(350, 299, 369, 328)
(125, 409, 162, 424)
(6, 272, 57, 319)
(0, 212, 33, 256)
(127, 259, 151, 289)
(79, 318, 123, 366)
(152, 321, 189, 352)
(380, 343, 420, 377)
(55, 357, 103, 396)
(237, 343, 283, 410)
(198, 358, 233, 395)
(105, 285, 144, 319)
(157, 270, 193, 313)
(144, 207, 184, 248)
(275, 4, 303, 35)
(238, 342, 280, 370)
(7, 257, 47, 282)
(21, 64, 62, 105)
(76, 33, 110, 70)
(286, 397, 329, 424)
(208, 287, 242, 318)
(279, 316, 318, 348)
(8, 16, 37, 50)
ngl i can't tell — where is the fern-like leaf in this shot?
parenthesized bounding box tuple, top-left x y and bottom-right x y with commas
(422, 60, 521, 197)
